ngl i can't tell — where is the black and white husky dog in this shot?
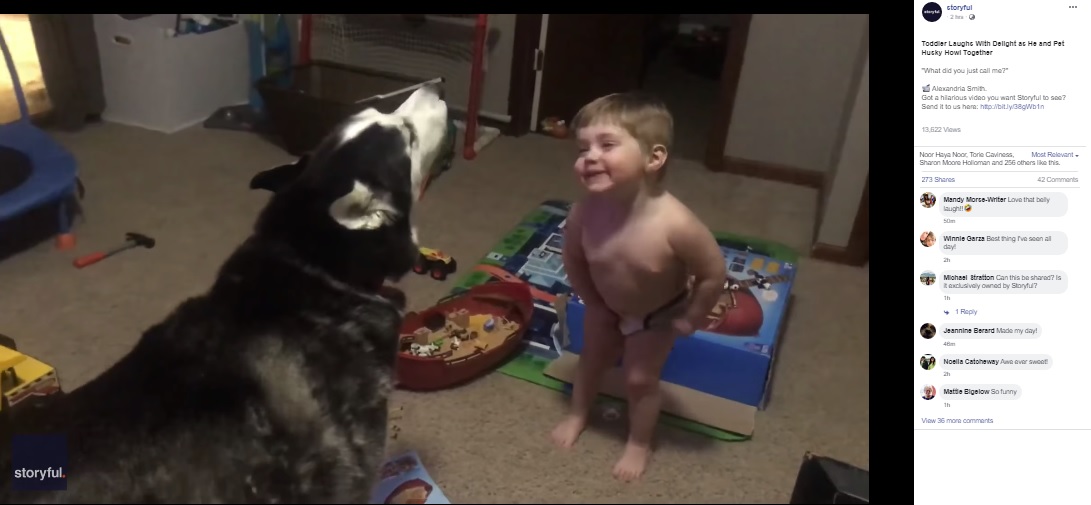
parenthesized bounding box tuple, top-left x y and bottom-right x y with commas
(2, 83, 449, 504)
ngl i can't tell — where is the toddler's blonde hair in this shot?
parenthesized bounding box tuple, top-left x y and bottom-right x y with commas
(572, 92, 674, 165)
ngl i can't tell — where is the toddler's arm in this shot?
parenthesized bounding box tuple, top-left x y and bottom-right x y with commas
(562, 204, 607, 308)
(669, 220, 727, 333)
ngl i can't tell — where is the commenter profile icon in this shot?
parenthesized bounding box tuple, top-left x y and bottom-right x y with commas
(922, 2, 943, 22)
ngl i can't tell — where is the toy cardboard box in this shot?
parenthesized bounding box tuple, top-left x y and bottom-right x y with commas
(370, 451, 451, 504)
(545, 247, 795, 437)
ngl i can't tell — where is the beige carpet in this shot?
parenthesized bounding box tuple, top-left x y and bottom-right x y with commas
(0, 123, 869, 503)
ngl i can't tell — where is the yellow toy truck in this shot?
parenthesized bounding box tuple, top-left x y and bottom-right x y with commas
(0, 335, 63, 414)
(413, 247, 458, 281)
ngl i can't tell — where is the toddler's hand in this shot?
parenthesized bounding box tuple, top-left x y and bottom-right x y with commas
(671, 318, 695, 337)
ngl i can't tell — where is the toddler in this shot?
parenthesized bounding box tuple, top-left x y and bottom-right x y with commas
(550, 92, 726, 481)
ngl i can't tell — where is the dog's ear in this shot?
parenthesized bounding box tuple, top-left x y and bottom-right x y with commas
(250, 155, 310, 192)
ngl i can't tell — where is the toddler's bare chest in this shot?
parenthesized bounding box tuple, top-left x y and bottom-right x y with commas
(582, 225, 678, 277)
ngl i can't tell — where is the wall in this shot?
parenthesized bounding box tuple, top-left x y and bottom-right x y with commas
(480, 14, 515, 118)
(816, 48, 868, 247)
(286, 14, 515, 120)
(723, 14, 869, 173)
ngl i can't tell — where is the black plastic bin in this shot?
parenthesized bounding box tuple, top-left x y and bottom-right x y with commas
(257, 62, 443, 156)
(789, 452, 869, 504)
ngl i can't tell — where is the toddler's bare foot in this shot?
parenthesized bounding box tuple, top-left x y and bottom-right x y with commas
(612, 442, 651, 482)
(551, 414, 587, 449)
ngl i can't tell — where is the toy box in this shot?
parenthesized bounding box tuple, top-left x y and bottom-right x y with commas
(94, 15, 251, 133)
(370, 451, 451, 504)
(546, 246, 795, 437)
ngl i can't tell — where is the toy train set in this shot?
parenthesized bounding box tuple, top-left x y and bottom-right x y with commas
(395, 282, 534, 391)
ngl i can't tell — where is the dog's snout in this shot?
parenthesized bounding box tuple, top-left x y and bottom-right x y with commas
(421, 81, 444, 100)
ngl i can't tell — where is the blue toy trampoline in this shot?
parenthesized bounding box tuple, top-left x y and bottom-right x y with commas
(0, 24, 83, 259)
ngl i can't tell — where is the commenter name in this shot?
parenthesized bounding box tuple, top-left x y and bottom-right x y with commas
(944, 327, 997, 334)
(943, 358, 1000, 365)
(943, 274, 996, 281)
(943, 388, 1000, 395)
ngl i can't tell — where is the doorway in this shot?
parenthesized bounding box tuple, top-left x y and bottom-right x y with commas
(507, 14, 751, 167)
(0, 14, 51, 123)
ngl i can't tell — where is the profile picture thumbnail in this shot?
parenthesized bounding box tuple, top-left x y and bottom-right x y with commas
(920, 271, 936, 286)
(920, 354, 936, 370)
(922, 384, 937, 400)
(920, 192, 937, 208)
(920, 323, 936, 339)
(922, 2, 942, 22)
(920, 231, 936, 247)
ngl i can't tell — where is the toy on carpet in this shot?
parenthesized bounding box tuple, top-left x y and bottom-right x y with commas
(395, 282, 533, 391)
(413, 247, 457, 281)
(0, 25, 84, 256)
(371, 451, 450, 504)
(72, 232, 156, 269)
(0, 333, 64, 420)
(539, 117, 568, 138)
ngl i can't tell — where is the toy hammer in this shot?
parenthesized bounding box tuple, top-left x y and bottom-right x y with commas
(73, 232, 156, 269)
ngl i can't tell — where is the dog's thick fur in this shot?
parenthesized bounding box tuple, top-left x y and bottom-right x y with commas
(2, 84, 449, 503)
